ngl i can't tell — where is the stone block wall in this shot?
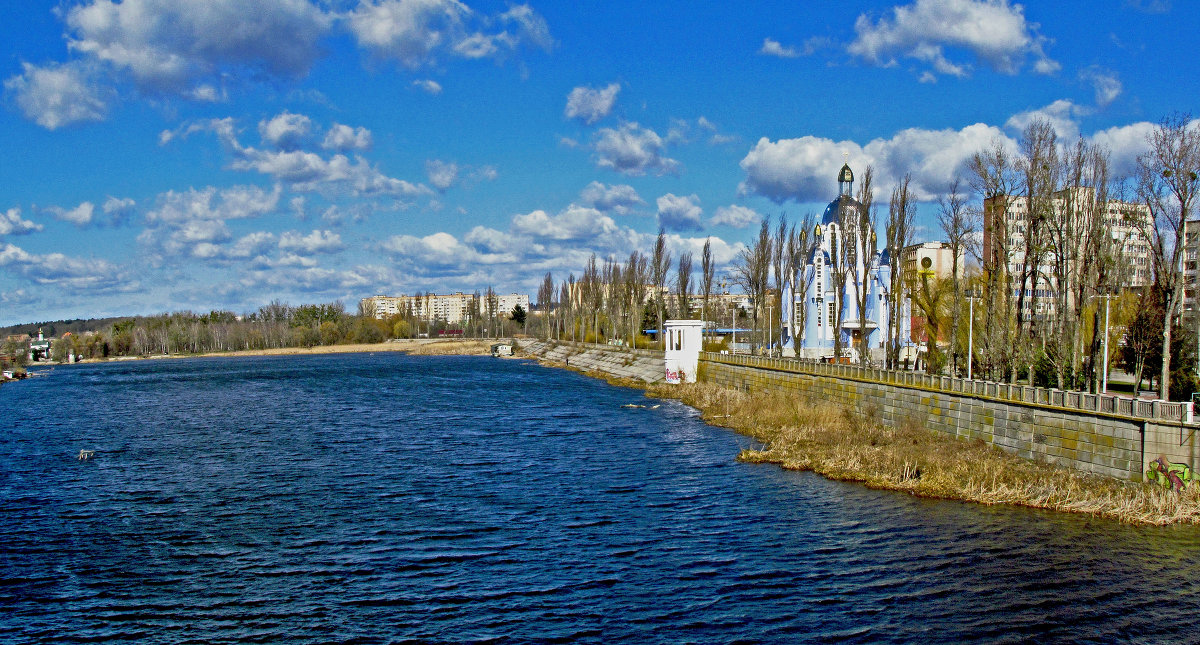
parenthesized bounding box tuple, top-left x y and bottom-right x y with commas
(519, 340, 665, 383)
(701, 356, 1197, 482)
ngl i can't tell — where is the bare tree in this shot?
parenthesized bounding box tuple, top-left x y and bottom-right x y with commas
(675, 251, 693, 318)
(734, 217, 773, 354)
(538, 272, 555, 340)
(886, 174, 916, 368)
(651, 229, 672, 348)
(701, 239, 715, 329)
(1138, 113, 1200, 399)
(624, 251, 649, 346)
(850, 166, 877, 364)
(783, 213, 817, 356)
(770, 214, 791, 354)
(939, 179, 973, 374)
(970, 138, 1018, 381)
(1016, 119, 1061, 382)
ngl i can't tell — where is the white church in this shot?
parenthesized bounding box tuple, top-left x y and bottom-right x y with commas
(780, 164, 910, 361)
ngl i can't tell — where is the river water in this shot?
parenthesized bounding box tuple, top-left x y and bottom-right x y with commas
(2, 353, 1199, 643)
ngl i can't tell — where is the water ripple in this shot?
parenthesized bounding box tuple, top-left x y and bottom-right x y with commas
(3, 354, 1200, 643)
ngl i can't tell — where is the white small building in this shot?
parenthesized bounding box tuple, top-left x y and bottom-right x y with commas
(664, 319, 704, 384)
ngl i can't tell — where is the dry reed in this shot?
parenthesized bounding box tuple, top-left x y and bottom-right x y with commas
(646, 382, 1200, 525)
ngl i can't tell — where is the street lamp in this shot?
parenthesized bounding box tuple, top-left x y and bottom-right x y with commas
(1101, 291, 1112, 394)
(766, 302, 773, 357)
(966, 289, 978, 380)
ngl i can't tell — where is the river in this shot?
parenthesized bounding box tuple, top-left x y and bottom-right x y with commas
(2, 353, 1198, 643)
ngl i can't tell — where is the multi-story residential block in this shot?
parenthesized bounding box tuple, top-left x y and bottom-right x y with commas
(361, 291, 529, 325)
(982, 187, 1153, 320)
(495, 293, 530, 316)
(1183, 220, 1200, 317)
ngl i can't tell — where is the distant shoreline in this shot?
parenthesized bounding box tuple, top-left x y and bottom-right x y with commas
(52, 339, 500, 365)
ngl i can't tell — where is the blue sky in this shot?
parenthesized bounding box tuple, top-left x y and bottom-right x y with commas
(0, 0, 1195, 325)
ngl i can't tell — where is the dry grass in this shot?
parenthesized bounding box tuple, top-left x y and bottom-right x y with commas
(646, 381, 1200, 525)
(398, 339, 494, 356)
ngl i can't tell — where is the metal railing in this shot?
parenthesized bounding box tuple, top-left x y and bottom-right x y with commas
(702, 352, 1193, 424)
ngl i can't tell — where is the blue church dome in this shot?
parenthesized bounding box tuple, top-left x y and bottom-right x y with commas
(820, 194, 866, 225)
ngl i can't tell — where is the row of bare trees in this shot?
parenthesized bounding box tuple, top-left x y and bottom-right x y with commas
(961, 114, 1200, 399)
(535, 231, 719, 348)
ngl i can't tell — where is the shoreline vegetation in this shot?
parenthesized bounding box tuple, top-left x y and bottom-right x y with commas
(530, 353, 1200, 526)
(643, 382, 1200, 526)
(32, 339, 498, 366)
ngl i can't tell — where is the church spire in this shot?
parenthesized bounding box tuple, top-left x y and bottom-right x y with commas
(838, 161, 854, 197)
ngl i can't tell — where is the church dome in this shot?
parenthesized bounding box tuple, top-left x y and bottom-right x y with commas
(820, 194, 865, 225)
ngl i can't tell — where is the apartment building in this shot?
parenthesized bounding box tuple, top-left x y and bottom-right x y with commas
(361, 292, 530, 324)
(982, 187, 1153, 319)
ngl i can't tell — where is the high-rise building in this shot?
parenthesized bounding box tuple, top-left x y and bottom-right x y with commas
(982, 187, 1153, 320)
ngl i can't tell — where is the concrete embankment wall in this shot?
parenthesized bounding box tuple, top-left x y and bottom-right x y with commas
(702, 354, 1200, 482)
(518, 340, 665, 383)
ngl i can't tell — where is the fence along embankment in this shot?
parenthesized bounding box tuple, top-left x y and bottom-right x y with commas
(701, 353, 1198, 482)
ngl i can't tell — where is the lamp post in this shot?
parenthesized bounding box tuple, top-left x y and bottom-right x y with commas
(1102, 292, 1112, 394)
(966, 289, 977, 380)
(767, 302, 773, 357)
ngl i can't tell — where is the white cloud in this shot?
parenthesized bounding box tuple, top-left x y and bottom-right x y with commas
(64, 0, 333, 93)
(102, 197, 136, 226)
(565, 82, 620, 125)
(146, 185, 280, 225)
(1080, 66, 1123, 107)
(169, 115, 425, 198)
(279, 229, 345, 255)
(322, 123, 373, 151)
(501, 4, 554, 51)
(1090, 121, 1157, 177)
(426, 160, 459, 191)
(1005, 99, 1087, 140)
(0, 208, 44, 236)
(512, 204, 623, 241)
(0, 242, 131, 292)
(3, 61, 111, 130)
(381, 230, 517, 272)
(759, 38, 800, 58)
(232, 147, 429, 197)
(579, 181, 644, 215)
(45, 202, 96, 226)
(259, 111, 313, 150)
(711, 205, 761, 228)
(656, 193, 703, 232)
(592, 122, 680, 176)
(227, 231, 276, 259)
(348, 0, 550, 68)
(238, 264, 379, 292)
(412, 79, 443, 95)
(740, 122, 1008, 203)
(847, 0, 1059, 79)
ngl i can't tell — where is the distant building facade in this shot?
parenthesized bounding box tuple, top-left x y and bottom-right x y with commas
(901, 242, 965, 281)
(361, 292, 530, 324)
(495, 293, 530, 316)
(982, 188, 1153, 320)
